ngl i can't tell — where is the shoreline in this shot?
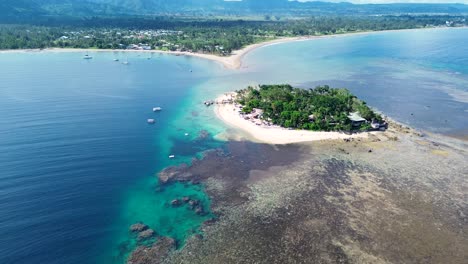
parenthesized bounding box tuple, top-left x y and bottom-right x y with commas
(0, 26, 464, 70)
(161, 113, 468, 264)
(214, 92, 468, 147)
(214, 93, 374, 144)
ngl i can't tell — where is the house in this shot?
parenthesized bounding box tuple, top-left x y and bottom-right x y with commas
(127, 44, 139, 50)
(308, 114, 315, 122)
(251, 108, 264, 119)
(126, 44, 152, 50)
(371, 120, 380, 129)
(348, 112, 366, 127)
(140, 44, 152, 50)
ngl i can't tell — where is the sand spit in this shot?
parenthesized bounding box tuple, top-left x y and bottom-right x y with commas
(214, 93, 375, 144)
(1, 27, 464, 70)
(0, 37, 332, 70)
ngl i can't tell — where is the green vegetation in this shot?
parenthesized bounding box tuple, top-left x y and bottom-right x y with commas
(236, 84, 382, 132)
(0, 15, 466, 54)
(2, 0, 468, 18)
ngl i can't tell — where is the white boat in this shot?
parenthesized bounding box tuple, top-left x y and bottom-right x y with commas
(153, 107, 162, 112)
(204, 100, 214, 106)
(122, 57, 129, 65)
(169, 155, 175, 159)
(184, 133, 189, 136)
(147, 119, 155, 124)
(83, 54, 93, 59)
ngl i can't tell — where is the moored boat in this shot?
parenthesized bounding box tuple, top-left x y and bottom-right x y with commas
(204, 100, 214, 106)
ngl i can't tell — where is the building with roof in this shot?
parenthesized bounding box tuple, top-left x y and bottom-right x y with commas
(348, 112, 367, 127)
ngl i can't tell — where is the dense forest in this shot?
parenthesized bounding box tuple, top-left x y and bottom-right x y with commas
(0, 15, 465, 53)
(1, 0, 468, 18)
(236, 85, 382, 131)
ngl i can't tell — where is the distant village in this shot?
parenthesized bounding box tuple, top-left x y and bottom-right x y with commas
(55, 28, 227, 54)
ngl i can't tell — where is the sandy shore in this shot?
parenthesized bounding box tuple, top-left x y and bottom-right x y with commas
(0, 45, 259, 69)
(1, 27, 462, 70)
(0, 36, 325, 69)
(214, 93, 372, 144)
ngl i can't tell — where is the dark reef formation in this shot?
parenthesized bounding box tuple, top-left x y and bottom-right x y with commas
(127, 237, 176, 264)
(137, 229, 155, 241)
(129, 223, 148, 233)
(129, 127, 468, 264)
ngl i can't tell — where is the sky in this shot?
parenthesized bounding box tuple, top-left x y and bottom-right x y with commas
(297, 0, 468, 4)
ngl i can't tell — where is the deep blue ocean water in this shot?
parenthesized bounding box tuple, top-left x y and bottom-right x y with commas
(0, 52, 224, 263)
(0, 28, 467, 264)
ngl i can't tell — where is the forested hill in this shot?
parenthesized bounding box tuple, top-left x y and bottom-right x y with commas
(88, 0, 468, 15)
(0, 1, 128, 21)
(0, 1, 43, 18)
(1, 0, 468, 21)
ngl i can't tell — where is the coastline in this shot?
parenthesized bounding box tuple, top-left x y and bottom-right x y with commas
(0, 35, 334, 69)
(0, 26, 463, 70)
(214, 93, 374, 144)
(160, 116, 468, 264)
(1, 23, 467, 264)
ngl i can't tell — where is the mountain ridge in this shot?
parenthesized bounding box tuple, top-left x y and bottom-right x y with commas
(1, 0, 467, 21)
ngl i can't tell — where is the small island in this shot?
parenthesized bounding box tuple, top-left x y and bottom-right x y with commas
(215, 84, 388, 144)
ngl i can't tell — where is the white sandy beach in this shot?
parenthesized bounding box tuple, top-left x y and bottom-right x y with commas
(1, 27, 461, 70)
(0, 32, 415, 69)
(0, 45, 255, 69)
(197, 26, 466, 69)
(214, 93, 372, 145)
(0, 36, 318, 69)
(0, 27, 460, 144)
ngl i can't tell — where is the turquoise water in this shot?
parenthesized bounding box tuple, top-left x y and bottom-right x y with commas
(240, 28, 468, 135)
(0, 27, 467, 264)
(0, 52, 224, 264)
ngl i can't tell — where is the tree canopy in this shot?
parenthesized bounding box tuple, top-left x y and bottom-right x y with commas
(236, 84, 382, 131)
(0, 15, 465, 52)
